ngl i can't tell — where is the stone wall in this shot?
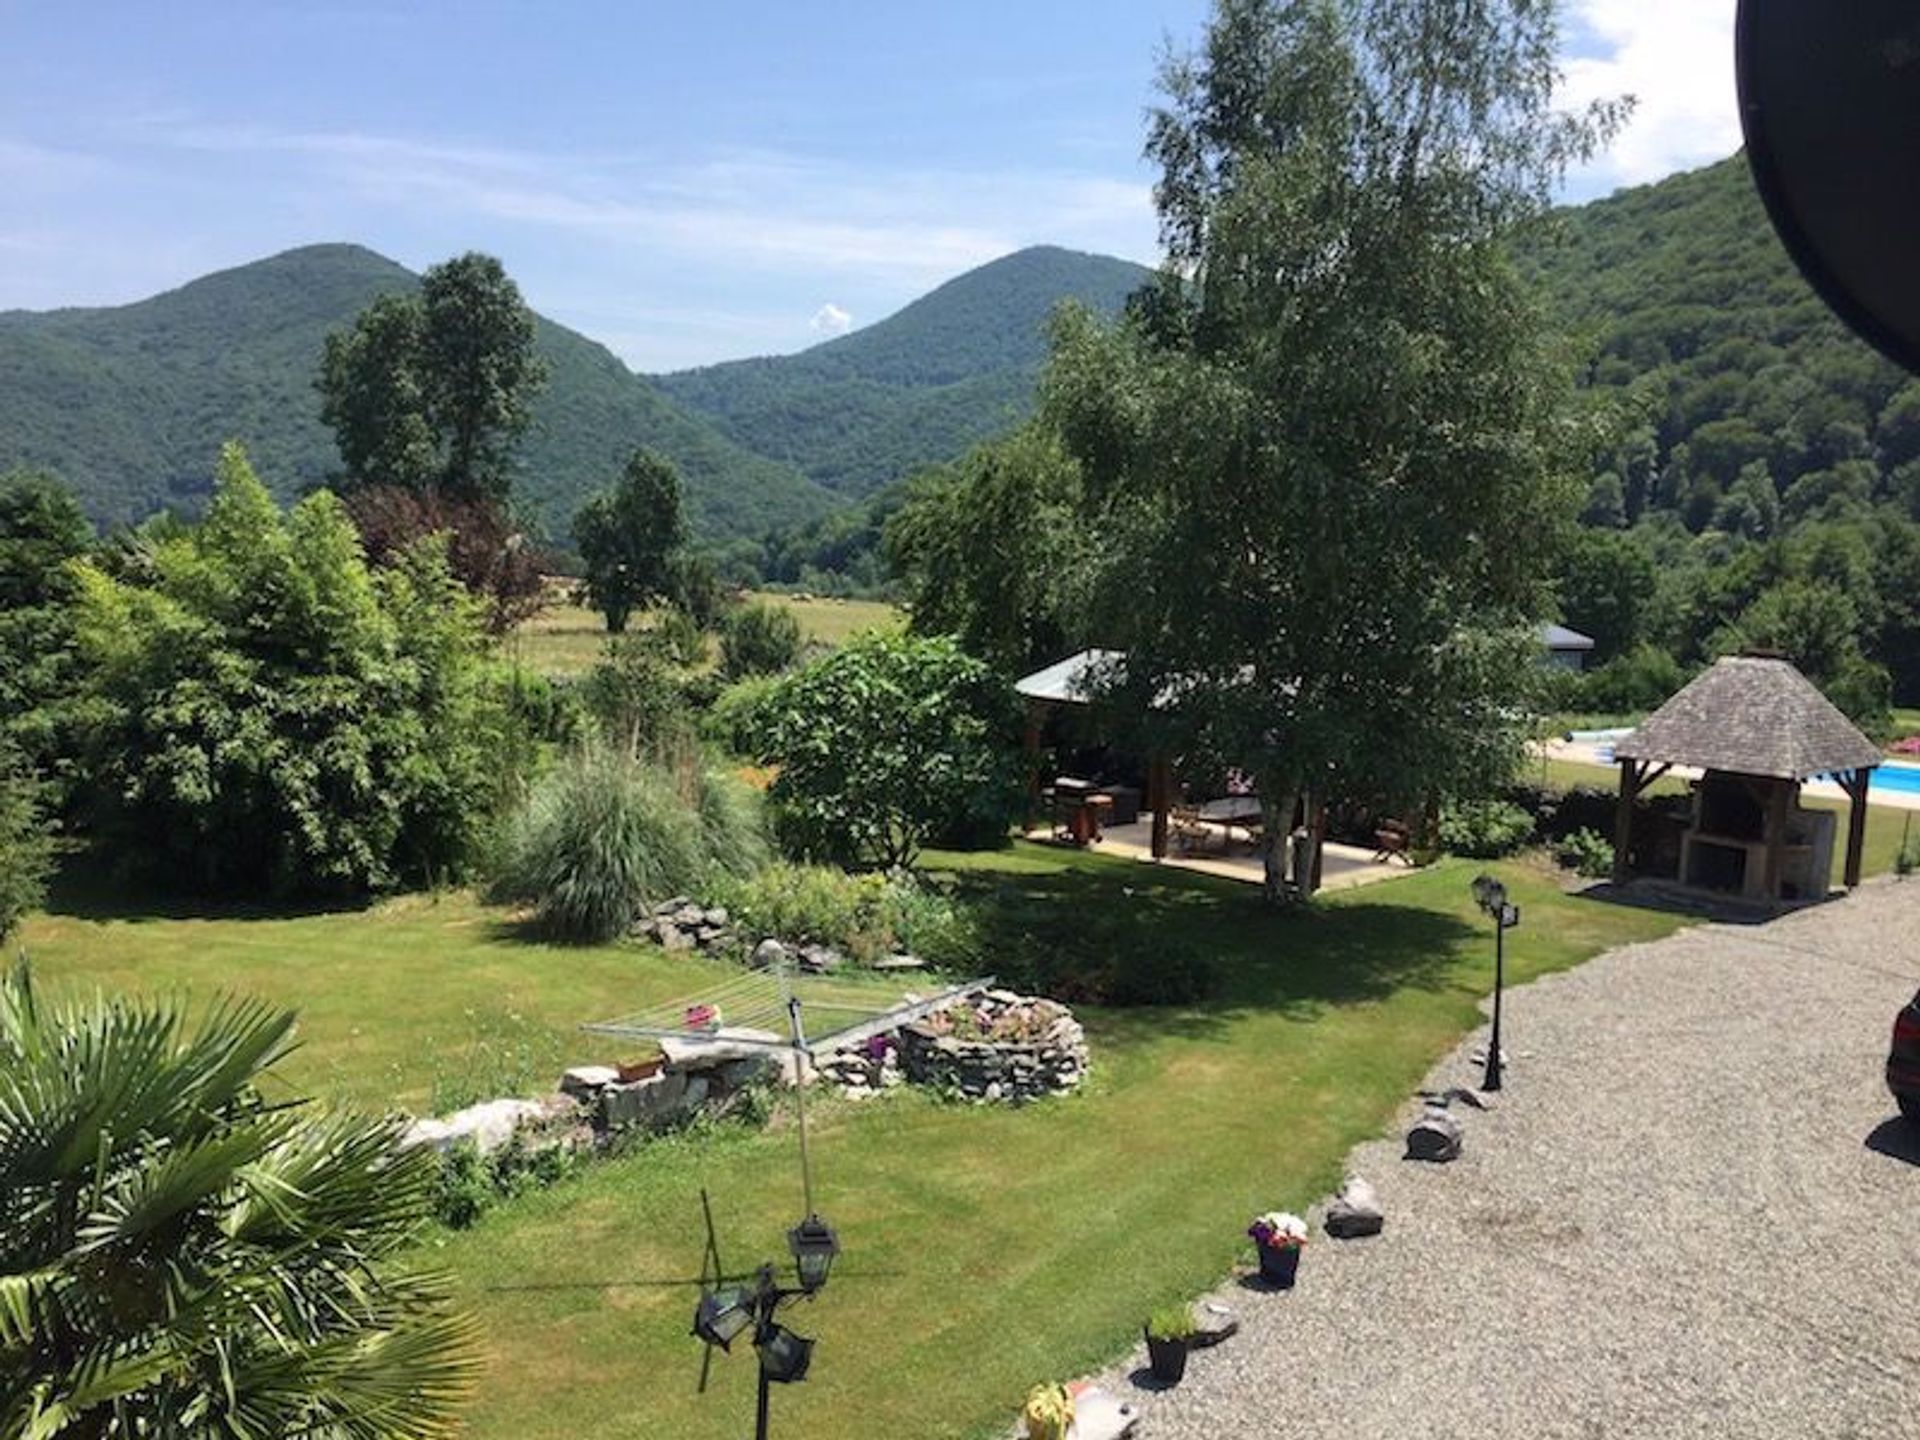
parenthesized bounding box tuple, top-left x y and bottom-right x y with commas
(822, 990, 1088, 1104)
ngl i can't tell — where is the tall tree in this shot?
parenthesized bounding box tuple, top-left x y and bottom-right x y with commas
(419, 253, 547, 504)
(1046, 0, 1622, 900)
(318, 255, 548, 504)
(886, 425, 1086, 675)
(0, 964, 476, 1437)
(0, 470, 92, 776)
(316, 254, 548, 628)
(317, 293, 441, 495)
(573, 450, 688, 634)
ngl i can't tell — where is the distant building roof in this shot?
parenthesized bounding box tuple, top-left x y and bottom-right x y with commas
(1613, 656, 1882, 780)
(1013, 649, 1126, 705)
(1540, 623, 1595, 652)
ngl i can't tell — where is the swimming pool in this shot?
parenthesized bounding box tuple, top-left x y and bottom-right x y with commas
(1867, 760, 1920, 797)
(1564, 730, 1920, 795)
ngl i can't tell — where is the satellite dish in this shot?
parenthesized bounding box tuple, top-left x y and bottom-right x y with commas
(1736, 1, 1920, 372)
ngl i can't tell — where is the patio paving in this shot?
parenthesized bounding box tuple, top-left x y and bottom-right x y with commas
(1028, 814, 1414, 893)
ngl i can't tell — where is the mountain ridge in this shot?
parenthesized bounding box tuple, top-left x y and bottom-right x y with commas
(0, 241, 1151, 540)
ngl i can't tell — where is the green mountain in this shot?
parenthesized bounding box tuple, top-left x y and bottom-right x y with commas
(0, 244, 835, 540)
(655, 246, 1154, 498)
(1520, 155, 1913, 526)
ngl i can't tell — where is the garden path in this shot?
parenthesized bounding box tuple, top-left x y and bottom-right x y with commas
(1100, 877, 1920, 1438)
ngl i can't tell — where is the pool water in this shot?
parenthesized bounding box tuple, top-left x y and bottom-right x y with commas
(1868, 761, 1920, 797)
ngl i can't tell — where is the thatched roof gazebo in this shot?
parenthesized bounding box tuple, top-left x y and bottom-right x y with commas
(1611, 656, 1882, 899)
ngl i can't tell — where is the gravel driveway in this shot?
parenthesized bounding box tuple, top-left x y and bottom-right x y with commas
(1103, 879, 1920, 1439)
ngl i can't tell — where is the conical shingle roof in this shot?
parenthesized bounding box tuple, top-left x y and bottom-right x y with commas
(1613, 656, 1883, 780)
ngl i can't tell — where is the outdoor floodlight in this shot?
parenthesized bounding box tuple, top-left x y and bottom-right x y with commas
(787, 1214, 840, 1293)
(692, 1285, 756, 1351)
(756, 1324, 815, 1384)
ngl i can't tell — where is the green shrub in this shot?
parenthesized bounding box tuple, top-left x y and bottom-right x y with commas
(1554, 827, 1614, 879)
(66, 445, 517, 896)
(430, 1133, 584, 1230)
(491, 746, 705, 941)
(1575, 644, 1687, 714)
(431, 1140, 497, 1229)
(721, 601, 804, 679)
(1438, 798, 1535, 858)
(713, 861, 977, 968)
(876, 870, 979, 970)
(716, 861, 891, 960)
(759, 632, 1022, 869)
(655, 606, 709, 667)
(0, 747, 55, 941)
(704, 673, 781, 757)
(696, 769, 770, 881)
(581, 632, 694, 757)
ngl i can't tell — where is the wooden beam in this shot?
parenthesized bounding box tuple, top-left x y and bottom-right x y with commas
(1148, 752, 1171, 860)
(1844, 768, 1872, 889)
(1612, 758, 1641, 886)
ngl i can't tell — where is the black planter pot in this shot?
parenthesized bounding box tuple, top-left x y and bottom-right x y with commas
(1144, 1330, 1190, 1384)
(1257, 1243, 1301, 1288)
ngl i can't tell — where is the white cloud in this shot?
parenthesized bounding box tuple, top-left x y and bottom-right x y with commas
(1562, 1, 1742, 194)
(137, 123, 1160, 281)
(810, 302, 852, 336)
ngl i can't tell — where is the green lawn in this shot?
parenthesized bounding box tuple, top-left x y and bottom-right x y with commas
(19, 846, 1688, 1439)
(504, 593, 901, 678)
(1538, 755, 1913, 884)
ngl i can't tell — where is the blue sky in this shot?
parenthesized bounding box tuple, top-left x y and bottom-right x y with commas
(1, 2, 1739, 371)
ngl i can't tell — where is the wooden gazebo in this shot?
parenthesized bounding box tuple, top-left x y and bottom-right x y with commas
(1611, 656, 1882, 899)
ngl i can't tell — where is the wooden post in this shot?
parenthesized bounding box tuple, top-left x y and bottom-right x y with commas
(1310, 796, 1327, 892)
(1148, 752, 1171, 860)
(1844, 768, 1872, 889)
(1760, 778, 1792, 900)
(1023, 700, 1045, 823)
(1612, 759, 1641, 886)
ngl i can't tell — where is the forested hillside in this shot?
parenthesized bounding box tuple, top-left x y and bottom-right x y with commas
(1519, 155, 1920, 712)
(0, 244, 834, 540)
(1522, 156, 1914, 530)
(656, 246, 1152, 497)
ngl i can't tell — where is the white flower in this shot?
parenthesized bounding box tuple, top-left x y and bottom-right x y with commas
(1250, 1210, 1309, 1243)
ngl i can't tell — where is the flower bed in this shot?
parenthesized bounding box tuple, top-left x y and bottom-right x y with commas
(820, 989, 1088, 1103)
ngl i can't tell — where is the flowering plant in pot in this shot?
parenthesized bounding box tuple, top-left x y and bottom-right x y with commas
(1022, 1381, 1074, 1440)
(1143, 1303, 1196, 1383)
(1247, 1211, 1308, 1287)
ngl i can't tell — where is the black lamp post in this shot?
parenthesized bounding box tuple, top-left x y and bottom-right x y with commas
(1470, 874, 1520, 1092)
(692, 1235, 837, 1440)
(690, 997, 844, 1440)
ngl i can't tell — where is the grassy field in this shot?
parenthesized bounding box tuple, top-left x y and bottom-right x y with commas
(20, 845, 1690, 1440)
(505, 593, 901, 678)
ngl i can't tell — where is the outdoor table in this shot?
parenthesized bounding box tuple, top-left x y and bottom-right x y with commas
(1189, 796, 1263, 853)
(1195, 796, 1262, 826)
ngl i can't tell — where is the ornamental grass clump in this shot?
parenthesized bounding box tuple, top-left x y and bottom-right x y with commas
(1022, 1382, 1074, 1440)
(1145, 1303, 1196, 1343)
(492, 743, 762, 942)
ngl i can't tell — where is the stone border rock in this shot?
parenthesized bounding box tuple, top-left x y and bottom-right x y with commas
(821, 989, 1089, 1104)
(631, 896, 736, 954)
